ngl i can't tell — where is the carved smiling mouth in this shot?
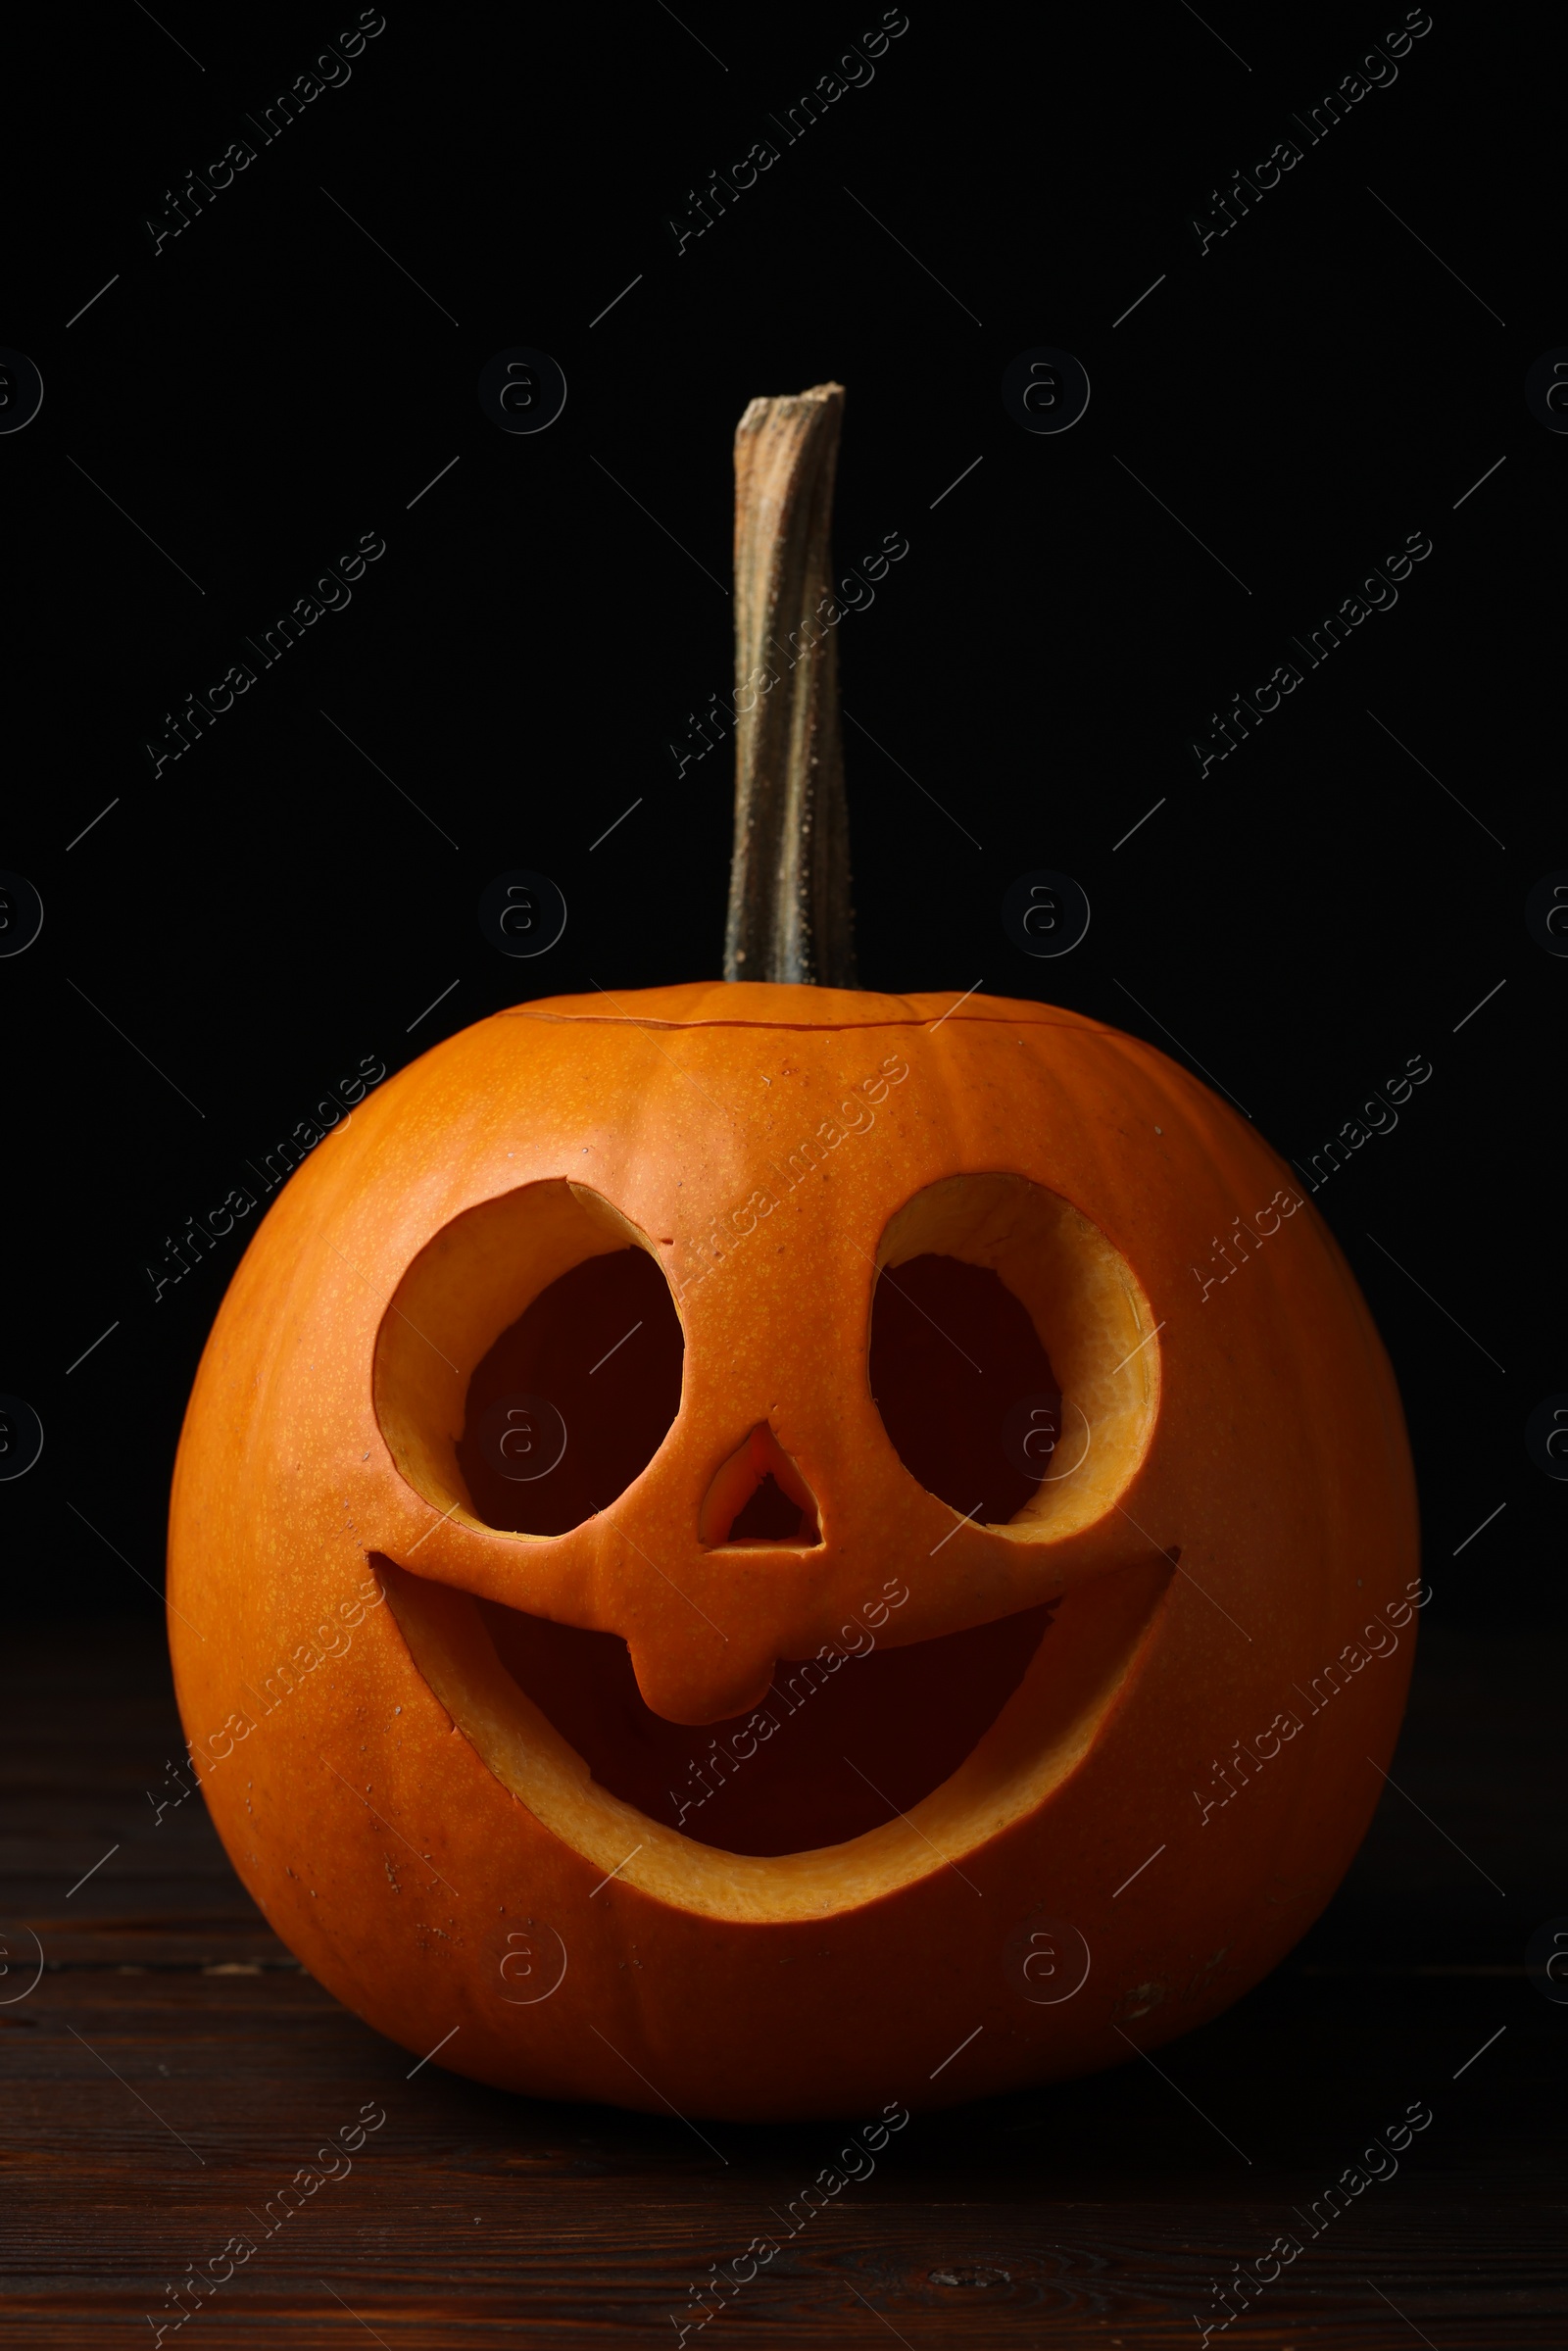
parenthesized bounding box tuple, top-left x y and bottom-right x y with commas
(385, 1564, 1057, 1857)
(378, 1554, 1171, 1896)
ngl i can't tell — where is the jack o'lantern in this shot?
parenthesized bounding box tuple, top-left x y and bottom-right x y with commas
(169, 386, 1418, 2120)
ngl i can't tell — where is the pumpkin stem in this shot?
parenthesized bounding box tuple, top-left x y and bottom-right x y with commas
(724, 382, 857, 988)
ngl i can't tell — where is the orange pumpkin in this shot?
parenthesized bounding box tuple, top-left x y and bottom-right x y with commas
(167, 388, 1418, 2119)
(168, 975, 1418, 2117)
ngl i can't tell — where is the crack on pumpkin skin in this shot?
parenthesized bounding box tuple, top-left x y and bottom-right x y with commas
(506, 1012, 1117, 1033)
(497, 982, 1121, 1035)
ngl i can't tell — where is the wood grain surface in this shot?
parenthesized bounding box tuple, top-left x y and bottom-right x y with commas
(2, 1617, 1561, 2347)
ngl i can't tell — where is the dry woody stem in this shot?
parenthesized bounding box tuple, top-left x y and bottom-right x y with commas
(724, 383, 857, 987)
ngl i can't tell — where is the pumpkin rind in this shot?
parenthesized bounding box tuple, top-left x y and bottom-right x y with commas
(168, 984, 1417, 2119)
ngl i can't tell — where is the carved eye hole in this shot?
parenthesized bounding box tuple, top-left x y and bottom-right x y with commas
(870, 1255, 1060, 1524)
(460, 1249, 684, 1535)
(373, 1180, 684, 1537)
(869, 1173, 1159, 1540)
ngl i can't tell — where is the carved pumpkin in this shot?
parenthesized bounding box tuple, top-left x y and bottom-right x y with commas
(168, 390, 1417, 2119)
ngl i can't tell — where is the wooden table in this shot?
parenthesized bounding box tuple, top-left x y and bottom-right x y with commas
(2, 1617, 1560, 2347)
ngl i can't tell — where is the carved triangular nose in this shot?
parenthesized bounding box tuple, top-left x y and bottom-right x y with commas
(699, 1423, 821, 1547)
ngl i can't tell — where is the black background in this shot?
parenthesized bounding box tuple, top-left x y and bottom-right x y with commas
(2, 6, 1561, 2342)
(5, 0, 1549, 1623)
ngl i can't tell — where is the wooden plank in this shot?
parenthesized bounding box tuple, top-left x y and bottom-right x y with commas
(1, 1620, 1561, 2346)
